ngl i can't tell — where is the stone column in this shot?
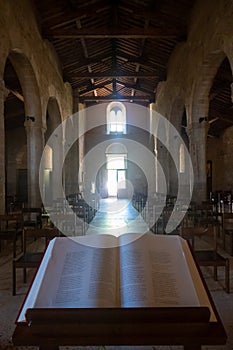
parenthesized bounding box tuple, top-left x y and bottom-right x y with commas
(24, 119, 45, 208)
(51, 130, 64, 203)
(0, 80, 10, 214)
(187, 119, 208, 204)
(78, 103, 85, 195)
(149, 103, 158, 194)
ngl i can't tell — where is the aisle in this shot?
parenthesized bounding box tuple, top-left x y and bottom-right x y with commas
(86, 197, 149, 236)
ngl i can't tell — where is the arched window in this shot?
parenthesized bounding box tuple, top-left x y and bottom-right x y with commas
(179, 143, 185, 173)
(106, 102, 126, 134)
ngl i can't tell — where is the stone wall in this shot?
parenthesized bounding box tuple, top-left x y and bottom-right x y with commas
(155, 0, 233, 203)
(0, 0, 73, 211)
(1, 0, 233, 208)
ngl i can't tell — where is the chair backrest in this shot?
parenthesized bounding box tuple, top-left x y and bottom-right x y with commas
(0, 213, 23, 231)
(180, 225, 217, 251)
(223, 212, 233, 231)
(22, 207, 42, 226)
(23, 227, 58, 253)
(50, 213, 78, 235)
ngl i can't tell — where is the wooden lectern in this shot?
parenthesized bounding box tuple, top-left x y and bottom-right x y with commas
(12, 234, 227, 350)
(12, 306, 227, 350)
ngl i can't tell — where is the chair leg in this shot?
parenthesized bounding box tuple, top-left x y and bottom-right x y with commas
(225, 258, 230, 293)
(214, 265, 218, 281)
(23, 268, 27, 283)
(230, 234, 233, 256)
(223, 231, 226, 250)
(12, 262, 16, 296)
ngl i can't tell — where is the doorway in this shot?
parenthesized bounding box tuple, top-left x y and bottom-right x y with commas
(107, 168, 126, 197)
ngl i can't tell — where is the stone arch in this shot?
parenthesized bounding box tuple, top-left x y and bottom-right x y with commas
(189, 50, 226, 203)
(191, 51, 226, 120)
(4, 49, 44, 207)
(105, 143, 127, 154)
(7, 50, 42, 126)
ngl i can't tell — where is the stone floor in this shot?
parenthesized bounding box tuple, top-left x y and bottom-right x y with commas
(0, 199, 233, 349)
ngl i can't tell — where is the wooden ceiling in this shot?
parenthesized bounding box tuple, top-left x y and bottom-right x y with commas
(3, 0, 233, 137)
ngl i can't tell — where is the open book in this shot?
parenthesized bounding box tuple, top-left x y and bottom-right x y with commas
(17, 233, 216, 323)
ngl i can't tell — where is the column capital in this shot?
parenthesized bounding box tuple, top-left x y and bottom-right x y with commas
(186, 118, 209, 137)
(24, 118, 46, 133)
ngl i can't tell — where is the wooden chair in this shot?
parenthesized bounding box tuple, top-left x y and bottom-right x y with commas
(0, 214, 23, 258)
(180, 225, 230, 293)
(222, 212, 233, 256)
(50, 213, 84, 236)
(12, 227, 58, 295)
(22, 207, 42, 228)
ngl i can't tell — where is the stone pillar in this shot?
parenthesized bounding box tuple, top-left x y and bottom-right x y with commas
(149, 103, 158, 194)
(187, 119, 208, 204)
(51, 130, 64, 202)
(78, 103, 85, 195)
(0, 80, 8, 214)
(25, 119, 45, 208)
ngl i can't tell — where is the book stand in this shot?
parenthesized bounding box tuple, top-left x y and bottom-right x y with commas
(12, 235, 227, 350)
(13, 306, 226, 350)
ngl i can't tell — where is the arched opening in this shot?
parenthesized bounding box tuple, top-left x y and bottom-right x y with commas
(105, 143, 127, 198)
(207, 56, 233, 202)
(4, 50, 43, 208)
(4, 57, 26, 210)
(190, 50, 226, 203)
(44, 97, 62, 205)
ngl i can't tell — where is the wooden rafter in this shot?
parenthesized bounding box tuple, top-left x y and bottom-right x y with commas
(79, 94, 155, 102)
(45, 26, 186, 39)
(72, 72, 159, 79)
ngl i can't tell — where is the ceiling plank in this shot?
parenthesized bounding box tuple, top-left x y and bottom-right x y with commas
(45, 26, 186, 39)
(63, 53, 111, 69)
(42, 1, 110, 28)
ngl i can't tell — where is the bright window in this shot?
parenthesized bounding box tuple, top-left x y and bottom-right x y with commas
(179, 143, 185, 173)
(107, 102, 126, 134)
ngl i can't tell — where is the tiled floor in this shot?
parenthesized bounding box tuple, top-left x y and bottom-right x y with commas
(0, 198, 233, 349)
(86, 198, 149, 236)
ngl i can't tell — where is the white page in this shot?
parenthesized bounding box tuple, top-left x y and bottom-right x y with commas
(17, 238, 56, 323)
(34, 236, 118, 308)
(17, 234, 119, 322)
(119, 233, 200, 307)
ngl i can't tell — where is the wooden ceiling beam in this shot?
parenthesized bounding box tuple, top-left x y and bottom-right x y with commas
(77, 80, 112, 93)
(64, 52, 165, 73)
(45, 26, 186, 39)
(72, 72, 158, 78)
(77, 79, 156, 97)
(9, 89, 24, 102)
(115, 80, 155, 95)
(79, 94, 155, 102)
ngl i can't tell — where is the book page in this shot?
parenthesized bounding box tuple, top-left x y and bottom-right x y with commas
(17, 234, 119, 323)
(119, 233, 200, 307)
(34, 236, 119, 308)
(16, 238, 56, 323)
